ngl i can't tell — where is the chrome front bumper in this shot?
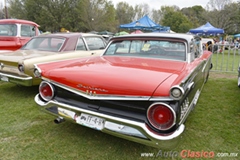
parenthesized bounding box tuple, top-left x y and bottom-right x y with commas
(0, 72, 33, 86)
(35, 94, 185, 149)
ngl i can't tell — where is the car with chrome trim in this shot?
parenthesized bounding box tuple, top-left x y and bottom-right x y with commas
(238, 64, 240, 87)
(0, 19, 40, 52)
(0, 32, 107, 86)
(34, 33, 213, 148)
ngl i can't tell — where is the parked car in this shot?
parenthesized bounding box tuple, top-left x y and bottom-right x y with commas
(0, 32, 107, 86)
(34, 33, 213, 148)
(0, 19, 40, 52)
(238, 65, 240, 87)
(201, 38, 219, 53)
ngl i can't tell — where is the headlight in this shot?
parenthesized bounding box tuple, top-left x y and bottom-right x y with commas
(18, 64, 24, 72)
(170, 86, 184, 100)
(34, 68, 42, 78)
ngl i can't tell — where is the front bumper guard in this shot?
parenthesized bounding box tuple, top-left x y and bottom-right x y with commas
(0, 72, 33, 86)
(35, 94, 185, 149)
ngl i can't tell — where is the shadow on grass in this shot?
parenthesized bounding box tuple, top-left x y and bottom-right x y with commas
(0, 82, 39, 95)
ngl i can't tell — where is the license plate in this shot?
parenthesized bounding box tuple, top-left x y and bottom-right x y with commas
(1, 76, 8, 82)
(76, 113, 104, 130)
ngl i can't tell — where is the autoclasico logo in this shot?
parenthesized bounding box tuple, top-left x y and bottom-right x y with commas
(141, 150, 238, 158)
(154, 150, 214, 158)
(180, 150, 214, 158)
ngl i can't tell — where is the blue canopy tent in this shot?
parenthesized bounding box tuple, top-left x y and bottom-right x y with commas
(119, 15, 170, 31)
(189, 22, 224, 35)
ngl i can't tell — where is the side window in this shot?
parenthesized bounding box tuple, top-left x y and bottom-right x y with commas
(21, 25, 35, 37)
(76, 38, 87, 50)
(85, 37, 106, 50)
(191, 40, 202, 58)
(0, 24, 17, 36)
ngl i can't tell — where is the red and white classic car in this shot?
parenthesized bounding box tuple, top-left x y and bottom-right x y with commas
(0, 19, 40, 52)
(34, 33, 213, 148)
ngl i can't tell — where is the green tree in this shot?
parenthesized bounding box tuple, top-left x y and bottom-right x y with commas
(115, 2, 135, 25)
(161, 8, 193, 33)
(5, 0, 240, 35)
(8, 0, 81, 32)
(0, 2, 5, 19)
(181, 5, 206, 28)
(8, 0, 27, 19)
(203, 2, 239, 34)
(75, 0, 117, 32)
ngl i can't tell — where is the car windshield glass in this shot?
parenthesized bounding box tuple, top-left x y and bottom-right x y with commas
(104, 39, 186, 61)
(0, 24, 17, 36)
(21, 37, 66, 52)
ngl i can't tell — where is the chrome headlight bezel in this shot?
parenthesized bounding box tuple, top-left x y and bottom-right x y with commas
(18, 64, 24, 72)
(33, 68, 42, 78)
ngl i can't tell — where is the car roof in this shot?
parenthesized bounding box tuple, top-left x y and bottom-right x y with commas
(201, 38, 214, 43)
(111, 32, 195, 42)
(36, 32, 102, 38)
(0, 19, 39, 27)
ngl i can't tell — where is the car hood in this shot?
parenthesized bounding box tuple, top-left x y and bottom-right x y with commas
(41, 56, 187, 97)
(0, 49, 56, 63)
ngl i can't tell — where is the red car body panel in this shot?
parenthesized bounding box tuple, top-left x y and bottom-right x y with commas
(38, 56, 188, 97)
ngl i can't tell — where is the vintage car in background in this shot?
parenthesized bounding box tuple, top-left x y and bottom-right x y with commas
(0, 19, 40, 52)
(0, 32, 107, 86)
(34, 33, 213, 148)
(238, 65, 240, 87)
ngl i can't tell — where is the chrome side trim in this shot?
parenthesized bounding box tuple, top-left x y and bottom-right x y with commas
(187, 82, 194, 90)
(42, 78, 176, 101)
(179, 89, 201, 124)
(201, 56, 212, 72)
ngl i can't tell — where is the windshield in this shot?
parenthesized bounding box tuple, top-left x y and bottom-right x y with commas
(21, 37, 66, 52)
(0, 24, 17, 36)
(104, 39, 186, 61)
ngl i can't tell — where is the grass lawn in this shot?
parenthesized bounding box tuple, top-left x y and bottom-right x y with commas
(0, 72, 239, 160)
